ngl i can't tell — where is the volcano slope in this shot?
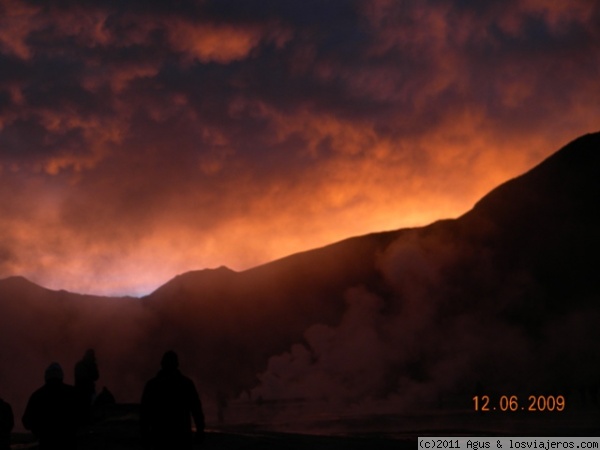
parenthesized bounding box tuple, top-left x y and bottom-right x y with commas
(1, 132, 599, 423)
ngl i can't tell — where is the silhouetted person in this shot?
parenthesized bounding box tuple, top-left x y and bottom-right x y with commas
(94, 386, 116, 408)
(0, 397, 13, 450)
(74, 348, 99, 405)
(22, 363, 84, 450)
(93, 386, 117, 423)
(141, 351, 205, 450)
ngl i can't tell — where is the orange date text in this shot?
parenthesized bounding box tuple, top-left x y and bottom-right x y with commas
(472, 395, 565, 412)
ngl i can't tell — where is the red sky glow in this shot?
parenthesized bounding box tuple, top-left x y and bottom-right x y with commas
(0, 0, 599, 295)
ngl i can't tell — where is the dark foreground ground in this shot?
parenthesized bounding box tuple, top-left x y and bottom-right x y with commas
(11, 430, 414, 450)
(9, 403, 415, 449)
(9, 402, 600, 449)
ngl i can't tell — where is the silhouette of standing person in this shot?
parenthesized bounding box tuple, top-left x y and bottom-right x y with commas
(141, 351, 205, 450)
(22, 363, 84, 450)
(95, 386, 116, 408)
(74, 348, 99, 405)
(0, 397, 13, 450)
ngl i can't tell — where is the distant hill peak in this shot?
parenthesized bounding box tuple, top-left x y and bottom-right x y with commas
(176, 265, 236, 279)
(0, 276, 51, 296)
(148, 265, 236, 297)
(0, 275, 39, 288)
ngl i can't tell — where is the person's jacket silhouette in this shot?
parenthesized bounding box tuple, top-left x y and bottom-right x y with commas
(22, 363, 84, 450)
(141, 351, 205, 450)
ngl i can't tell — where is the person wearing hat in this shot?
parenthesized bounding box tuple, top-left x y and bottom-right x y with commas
(141, 351, 205, 450)
(22, 363, 84, 450)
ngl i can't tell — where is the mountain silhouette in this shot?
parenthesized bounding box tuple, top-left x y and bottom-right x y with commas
(1, 132, 599, 419)
(141, 132, 600, 393)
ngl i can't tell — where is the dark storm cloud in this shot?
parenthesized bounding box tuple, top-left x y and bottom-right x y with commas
(0, 0, 599, 294)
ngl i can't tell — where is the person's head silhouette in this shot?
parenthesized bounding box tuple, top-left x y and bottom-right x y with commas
(161, 351, 179, 370)
(44, 363, 63, 382)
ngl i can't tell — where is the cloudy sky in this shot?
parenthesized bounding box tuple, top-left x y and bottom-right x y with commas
(0, 0, 598, 296)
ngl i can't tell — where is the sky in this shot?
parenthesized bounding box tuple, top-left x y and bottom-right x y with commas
(0, 0, 599, 296)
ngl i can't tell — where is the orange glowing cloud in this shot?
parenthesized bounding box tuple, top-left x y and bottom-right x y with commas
(0, 1, 599, 295)
(167, 21, 265, 64)
(0, 0, 41, 59)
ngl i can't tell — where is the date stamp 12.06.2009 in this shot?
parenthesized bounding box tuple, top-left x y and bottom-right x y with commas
(472, 395, 566, 412)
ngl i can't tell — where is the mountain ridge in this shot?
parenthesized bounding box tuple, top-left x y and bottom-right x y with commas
(2, 131, 598, 299)
(1, 131, 599, 419)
